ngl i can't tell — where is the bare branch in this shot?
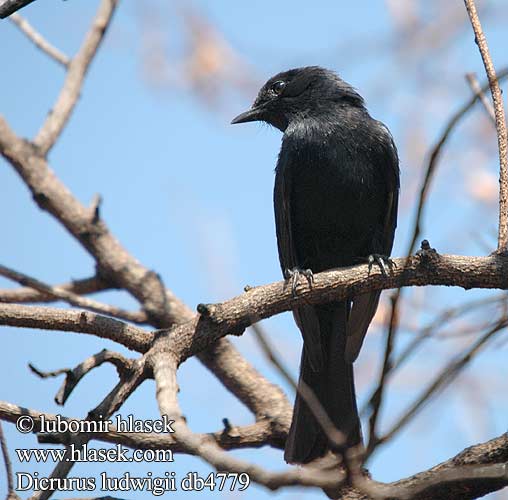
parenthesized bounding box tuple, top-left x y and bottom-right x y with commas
(33, 0, 119, 154)
(465, 72, 496, 123)
(0, 274, 111, 304)
(464, 0, 508, 251)
(0, 112, 290, 431)
(385, 433, 508, 500)
(0, 114, 189, 327)
(377, 321, 506, 449)
(29, 367, 147, 500)
(377, 68, 508, 440)
(151, 353, 345, 491)
(0, 303, 153, 352)
(0, 421, 17, 498)
(0, 401, 285, 453)
(9, 13, 69, 67)
(30, 349, 136, 405)
(366, 293, 398, 453)
(0, 264, 147, 323)
(150, 251, 508, 368)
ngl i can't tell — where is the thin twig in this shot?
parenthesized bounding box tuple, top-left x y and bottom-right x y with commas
(466, 72, 496, 123)
(366, 293, 398, 453)
(0, 421, 15, 496)
(9, 13, 70, 67)
(408, 69, 508, 259)
(34, 0, 119, 154)
(0, 274, 111, 304)
(30, 349, 135, 405)
(376, 320, 506, 450)
(0, 263, 147, 323)
(371, 69, 508, 447)
(360, 294, 504, 418)
(464, 0, 508, 252)
(29, 367, 147, 500)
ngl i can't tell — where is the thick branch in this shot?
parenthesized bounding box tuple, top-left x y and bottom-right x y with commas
(0, 401, 285, 453)
(0, 113, 291, 427)
(151, 353, 344, 491)
(152, 252, 508, 366)
(0, 303, 153, 352)
(386, 433, 508, 500)
(0, 114, 189, 328)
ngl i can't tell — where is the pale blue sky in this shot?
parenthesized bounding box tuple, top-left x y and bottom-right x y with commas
(1, 1, 508, 499)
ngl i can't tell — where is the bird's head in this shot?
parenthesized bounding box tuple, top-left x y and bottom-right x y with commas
(231, 66, 364, 131)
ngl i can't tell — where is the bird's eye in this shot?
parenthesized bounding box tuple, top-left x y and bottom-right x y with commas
(271, 80, 286, 95)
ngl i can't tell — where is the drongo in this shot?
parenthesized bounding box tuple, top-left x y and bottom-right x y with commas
(232, 66, 399, 464)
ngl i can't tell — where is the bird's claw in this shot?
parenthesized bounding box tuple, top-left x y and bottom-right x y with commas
(367, 254, 395, 277)
(285, 267, 314, 297)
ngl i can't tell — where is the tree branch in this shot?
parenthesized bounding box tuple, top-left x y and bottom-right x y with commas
(0, 112, 293, 430)
(0, 275, 111, 304)
(371, 319, 506, 455)
(0, 303, 153, 352)
(150, 251, 508, 367)
(0, 264, 147, 323)
(33, 0, 118, 154)
(9, 13, 69, 67)
(0, 421, 17, 499)
(30, 349, 136, 405)
(464, 0, 508, 252)
(465, 72, 496, 123)
(373, 68, 508, 445)
(150, 352, 345, 491)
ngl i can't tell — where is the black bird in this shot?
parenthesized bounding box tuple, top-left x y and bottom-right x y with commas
(232, 66, 399, 464)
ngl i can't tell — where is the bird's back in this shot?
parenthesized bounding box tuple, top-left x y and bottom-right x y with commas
(275, 107, 396, 273)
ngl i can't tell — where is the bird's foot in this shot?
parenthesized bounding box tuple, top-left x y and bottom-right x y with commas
(284, 267, 314, 297)
(367, 254, 395, 277)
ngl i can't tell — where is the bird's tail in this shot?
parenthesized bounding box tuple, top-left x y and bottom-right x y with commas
(284, 302, 362, 464)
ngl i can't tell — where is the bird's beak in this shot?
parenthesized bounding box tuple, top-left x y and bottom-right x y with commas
(231, 106, 264, 124)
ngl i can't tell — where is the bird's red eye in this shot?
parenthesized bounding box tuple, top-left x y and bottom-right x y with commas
(271, 80, 286, 95)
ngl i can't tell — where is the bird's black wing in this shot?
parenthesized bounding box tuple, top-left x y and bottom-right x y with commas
(345, 124, 400, 362)
(274, 158, 323, 371)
